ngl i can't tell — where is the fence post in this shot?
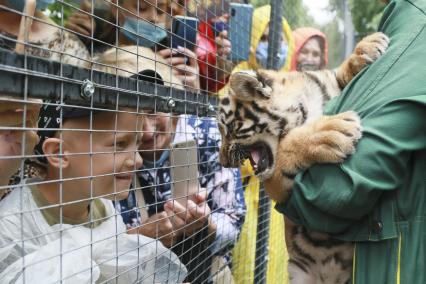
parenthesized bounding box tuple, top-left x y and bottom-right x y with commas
(254, 2, 284, 282)
(343, 0, 355, 59)
(266, 0, 284, 70)
(254, 184, 270, 284)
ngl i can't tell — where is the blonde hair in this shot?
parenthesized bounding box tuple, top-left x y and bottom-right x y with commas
(93, 46, 184, 89)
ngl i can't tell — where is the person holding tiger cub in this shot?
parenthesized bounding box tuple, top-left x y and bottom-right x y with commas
(218, 0, 425, 282)
(274, 0, 426, 283)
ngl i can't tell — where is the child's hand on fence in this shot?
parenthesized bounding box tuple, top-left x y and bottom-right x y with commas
(163, 199, 194, 235)
(163, 192, 214, 238)
(183, 191, 215, 237)
(196, 192, 217, 237)
(158, 47, 200, 90)
(131, 210, 179, 248)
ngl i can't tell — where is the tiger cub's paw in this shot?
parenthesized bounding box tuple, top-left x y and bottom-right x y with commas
(262, 111, 361, 203)
(308, 111, 362, 163)
(353, 32, 389, 66)
(337, 32, 389, 87)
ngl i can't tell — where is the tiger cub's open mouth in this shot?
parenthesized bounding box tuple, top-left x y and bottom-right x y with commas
(244, 141, 273, 175)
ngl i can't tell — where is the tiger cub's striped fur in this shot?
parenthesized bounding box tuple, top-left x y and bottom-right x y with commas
(217, 32, 389, 283)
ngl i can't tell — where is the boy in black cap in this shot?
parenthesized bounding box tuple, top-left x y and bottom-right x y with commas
(0, 54, 187, 281)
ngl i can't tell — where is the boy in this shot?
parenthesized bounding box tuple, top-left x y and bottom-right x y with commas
(0, 87, 186, 282)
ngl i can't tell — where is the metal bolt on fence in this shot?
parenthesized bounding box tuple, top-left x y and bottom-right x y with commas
(208, 103, 215, 113)
(81, 79, 94, 99)
(166, 97, 176, 109)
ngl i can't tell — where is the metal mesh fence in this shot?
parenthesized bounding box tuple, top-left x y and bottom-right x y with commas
(0, 0, 353, 283)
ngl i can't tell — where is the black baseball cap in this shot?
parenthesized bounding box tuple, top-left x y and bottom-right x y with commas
(33, 69, 164, 166)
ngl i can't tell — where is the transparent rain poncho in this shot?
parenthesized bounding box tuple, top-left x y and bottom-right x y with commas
(0, 179, 187, 283)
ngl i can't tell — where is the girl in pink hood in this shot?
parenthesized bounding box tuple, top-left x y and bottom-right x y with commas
(291, 27, 328, 71)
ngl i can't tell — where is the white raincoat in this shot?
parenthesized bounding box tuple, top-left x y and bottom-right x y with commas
(0, 179, 187, 283)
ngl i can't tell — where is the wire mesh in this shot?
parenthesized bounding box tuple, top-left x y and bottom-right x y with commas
(0, 0, 341, 283)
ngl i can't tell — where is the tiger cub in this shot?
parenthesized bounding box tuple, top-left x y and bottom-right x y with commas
(217, 32, 389, 283)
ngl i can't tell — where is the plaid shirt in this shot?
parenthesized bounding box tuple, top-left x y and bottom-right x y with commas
(116, 115, 246, 254)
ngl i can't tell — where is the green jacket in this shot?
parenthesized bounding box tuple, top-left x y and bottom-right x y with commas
(276, 0, 426, 283)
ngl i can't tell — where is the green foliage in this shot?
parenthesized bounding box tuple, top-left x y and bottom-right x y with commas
(321, 20, 344, 68)
(328, 0, 344, 18)
(283, 0, 315, 28)
(46, 1, 80, 25)
(330, 0, 386, 36)
(349, 0, 386, 36)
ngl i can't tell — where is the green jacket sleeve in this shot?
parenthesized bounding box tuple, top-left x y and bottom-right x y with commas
(277, 97, 426, 234)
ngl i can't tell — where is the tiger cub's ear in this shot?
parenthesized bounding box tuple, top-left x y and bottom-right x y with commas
(229, 70, 273, 101)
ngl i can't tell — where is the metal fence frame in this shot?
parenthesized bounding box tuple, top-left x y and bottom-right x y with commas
(0, 1, 290, 283)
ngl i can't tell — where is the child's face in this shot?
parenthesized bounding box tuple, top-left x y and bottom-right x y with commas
(297, 37, 322, 71)
(59, 110, 143, 201)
